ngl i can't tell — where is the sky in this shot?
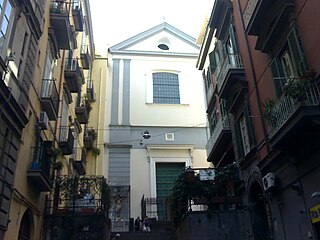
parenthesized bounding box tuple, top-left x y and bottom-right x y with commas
(89, 0, 214, 52)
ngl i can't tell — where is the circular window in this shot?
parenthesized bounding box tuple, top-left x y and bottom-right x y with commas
(158, 44, 169, 50)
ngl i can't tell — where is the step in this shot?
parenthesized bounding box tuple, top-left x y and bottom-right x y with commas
(111, 231, 176, 240)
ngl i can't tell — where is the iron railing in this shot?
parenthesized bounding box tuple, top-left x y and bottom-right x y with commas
(269, 77, 320, 137)
(40, 78, 59, 114)
(50, 1, 69, 15)
(206, 114, 231, 155)
(216, 53, 243, 93)
(45, 175, 109, 215)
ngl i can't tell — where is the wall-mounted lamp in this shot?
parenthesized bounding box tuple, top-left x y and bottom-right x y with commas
(142, 130, 151, 139)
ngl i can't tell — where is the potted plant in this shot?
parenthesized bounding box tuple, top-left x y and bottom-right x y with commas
(283, 77, 309, 103)
(263, 98, 277, 127)
(91, 147, 100, 156)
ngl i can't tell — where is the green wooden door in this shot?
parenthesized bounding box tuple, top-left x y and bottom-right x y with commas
(156, 162, 185, 221)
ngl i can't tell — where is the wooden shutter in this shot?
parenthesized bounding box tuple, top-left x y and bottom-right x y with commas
(287, 27, 308, 76)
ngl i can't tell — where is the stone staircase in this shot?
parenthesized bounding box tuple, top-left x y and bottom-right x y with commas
(111, 221, 176, 240)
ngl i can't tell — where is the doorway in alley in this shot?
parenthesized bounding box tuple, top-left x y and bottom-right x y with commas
(156, 162, 185, 221)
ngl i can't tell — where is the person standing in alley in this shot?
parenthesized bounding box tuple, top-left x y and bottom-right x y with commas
(135, 216, 141, 231)
(144, 216, 150, 232)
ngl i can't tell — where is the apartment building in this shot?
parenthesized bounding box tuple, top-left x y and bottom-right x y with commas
(198, 0, 320, 239)
(0, 0, 108, 239)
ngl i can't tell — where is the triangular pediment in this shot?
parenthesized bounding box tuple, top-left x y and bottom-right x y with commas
(109, 22, 200, 55)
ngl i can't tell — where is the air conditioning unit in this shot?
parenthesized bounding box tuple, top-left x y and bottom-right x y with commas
(262, 172, 276, 191)
(39, 111, 49, 130)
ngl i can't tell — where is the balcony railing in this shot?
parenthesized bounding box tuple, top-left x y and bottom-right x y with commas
(206, 115, 231, 161)
(64, 58, 84, 94)
(72, 147, 87, 175)
(40, 78, 59, 121)
(45, 175, 109, 215)
(216, 53, 243, 94)
(81, 44, 91, 69)
(58, 126, 74, 155)
(75, 96, 91, 124)
(72, 0, 84, 31)
(206, 82, 215, 105)
(50, 1, 73, 50)
(86, 78, 96, 102)
(268, 77, 320, 138)
(84, 128, 96, 149)
(27, 141, 53, 191)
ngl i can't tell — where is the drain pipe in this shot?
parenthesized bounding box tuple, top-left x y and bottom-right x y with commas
(235, 0, 270, 154)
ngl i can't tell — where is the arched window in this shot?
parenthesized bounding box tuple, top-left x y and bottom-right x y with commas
(18, 210, 33, 240)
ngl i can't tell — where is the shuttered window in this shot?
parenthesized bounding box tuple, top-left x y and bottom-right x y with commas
(271, 27, 308, 96)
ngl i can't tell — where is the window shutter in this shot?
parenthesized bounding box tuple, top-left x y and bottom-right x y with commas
(271, 58, 286, 96)
(287, 27, 308, 76)
(209, 51, 217, 73)
(234, 120, 244, 159)
(244, 102, 255, 148)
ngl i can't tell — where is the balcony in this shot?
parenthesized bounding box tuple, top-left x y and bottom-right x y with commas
(72, 0, 84, 31)
(84, 128, 96, 149)
(75, 97, 91, 124)
(267, 78, 320, 152)
(44, 175, 110, 239)
(72, 147, 87, 175)
(81, 45, 91, 69)
(216, 53, 245, 98)
(58, 126, 74, 155)
(64, 58, 84, 94)
(86, 79, 96, 102)
(209, 0, 233, 40)
(50, 1, 73, 50)
(40, 78, 59, 121)
(206, 115, 232, 165)
(27, 141, 53, 192)
(206, 82, 216, 107)
(243, 0, 294, 51)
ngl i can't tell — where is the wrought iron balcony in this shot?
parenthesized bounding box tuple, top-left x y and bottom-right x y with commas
(50, 1, 73, 50)
(58, 126, 74, 155)
(40, 78, 59, 121)
(75, 96, 91, 124)
(27, 141, 53, 191)
(86, 78, 96, 102)
(84, 128, 96, 149)
(216, 53, 245, 98)
(206, 115, 232, 165)
(72, 0, 84, 31)
(81, 45, 91, 69)
(44, 175, 110, 239)
(64, 58, 84, 94)
(206, 82, 215, 106)
(72, 147, 87, 175)
(267, 77, 320, 148)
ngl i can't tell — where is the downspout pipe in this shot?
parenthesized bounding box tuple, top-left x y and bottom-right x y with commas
(235, 0, 270, 154)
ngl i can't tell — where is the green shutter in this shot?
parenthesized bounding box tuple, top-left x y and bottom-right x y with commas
(209, 51, 217, 72)
(287, 27, 308, 76)
(271, 58, 286, 96)
(234, 120, 244, 159)
(244, 103, 255, 148)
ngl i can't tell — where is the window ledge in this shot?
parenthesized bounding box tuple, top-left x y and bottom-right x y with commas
(146, 103, 190, 106)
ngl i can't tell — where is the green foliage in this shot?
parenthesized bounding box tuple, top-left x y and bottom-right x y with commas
(284, 78, 309, 102)
(91, 147, 100, 156)
(263, 98, 276, 127)
(170, 163, 240, 226)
